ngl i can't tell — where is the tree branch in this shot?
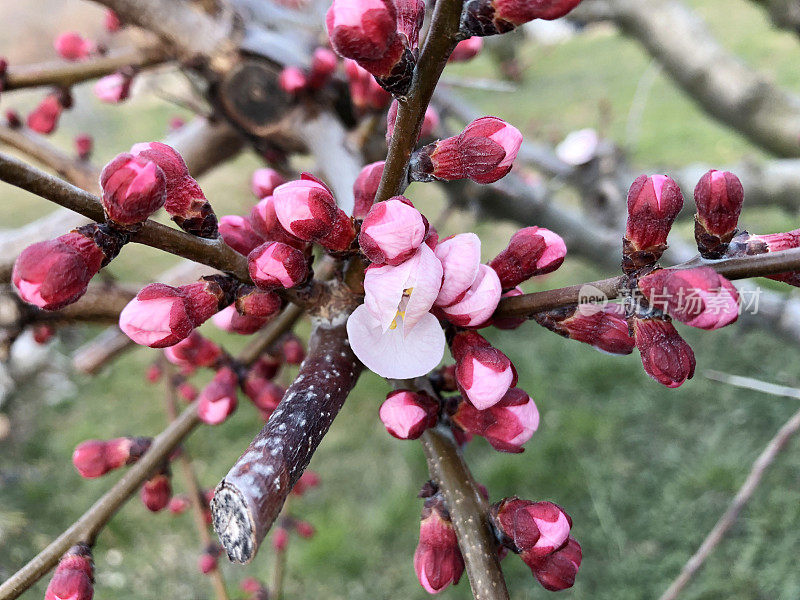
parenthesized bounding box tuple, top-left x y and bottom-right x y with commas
(659, 404, 800, 600)
(0, 404, 202, 600)
(374, 0, 466, 202)
(3, 46, 169, 91)
(211, 319, 363, 564)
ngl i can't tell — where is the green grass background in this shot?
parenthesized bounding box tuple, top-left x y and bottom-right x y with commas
(3, 0, 800, 598)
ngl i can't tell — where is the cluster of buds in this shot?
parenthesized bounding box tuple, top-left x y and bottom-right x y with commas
(414, 489, 464, 594)
(490, 497, 581, 591)
(72, 436, 152, 478)
(54, 32, 97, 61)
(410, 117, 523, 185)
(45, 544, 94, 600)
(326, 0, 421, 95)
(460, 0, 584, 37)
(278, 48, 339, 95)
(27, 88, 71, 134)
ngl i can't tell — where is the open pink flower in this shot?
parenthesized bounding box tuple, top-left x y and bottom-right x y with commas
(347, 244, 445, 378)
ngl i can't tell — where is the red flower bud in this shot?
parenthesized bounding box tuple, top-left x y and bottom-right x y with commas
(141, 472, 172, 511)
(197, 367, 239, 425)
(292, 470, 321, 496)
(72, 436, 152, 478)
(273, 176, 339, 241)
(45, 544, 94, 600)
(327, 0, 398, 62)
(449, 36, 484, 62)
(295, 520, 316, 538)
(250, 195, 306, 249)
(13, 231, 106, 310)
(638, 267, 739, 330)
(100, 153, 167, 227)
(359, 197, 427, 265)
(105, 9, 122, 32)
(451, 331, 517, 410)
(415, 117, 522, 184)
(452, 387, 538, 453)
(353, 161, 385, 218)
(272, 527, 290, 551)
(214, 300, 266, 335)
(739, 228, 800, 287)
(344, 59, 392, 111)
(633, 317, 695, 388)
(93, 72, 132, 103)
(490, 497, 572, 559)
(251, 168, 286, 200)
(27, 93, 64, 134)
(235, 286, 283, 319)
(394, 0, 425, 49)
(624, 174, 683, 270)
(219, 215, 266, 256)
(33, 324, 55, 344)
(309, 48, 339, 89)
(279, 66, 308, 94)
(379, 389, 439, 440)
(178, 382, 198, 402)
(130, 142, 217, 238)
(490, 226, 566, 289)
(462, 0, 583, 37)
(693, 170, 744, 257)
(199, 549, 219, 574)
(534, 303, 635, 355)
(75, 134, 93, 161)
(243, 364, 285, 413)
(318, 209, 357, 252)
(168, 495, 191, 514)
(163, 331, 222, 369)
(248, 241, 308, 290)
(281, 335, 306, 364)
(5, 109, 22, 129)
(528, 536, 582, 591)
(414, 494, 464, 594)
(54, 32, 94, 61)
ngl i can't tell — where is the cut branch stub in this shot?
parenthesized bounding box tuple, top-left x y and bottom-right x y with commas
(211, 319, 363, 563)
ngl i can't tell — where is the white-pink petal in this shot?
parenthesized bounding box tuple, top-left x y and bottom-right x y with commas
(505, 396, 540, 446)
(435, 233, 481, 307)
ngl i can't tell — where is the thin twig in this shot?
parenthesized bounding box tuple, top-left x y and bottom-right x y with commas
(271, 497, 290, 600)
(705, 370, 800, 400)
(0, 404, 202, 600)
(658, 405, 800, 600)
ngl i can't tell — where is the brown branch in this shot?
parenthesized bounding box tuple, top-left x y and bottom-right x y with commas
(0, 403, 202, 600)
(493, 247, 800, 319)
(750, 0, 800, 37)
(211, 319, 363, 564)
(3, 46, 169, 91)
(607, 0, 800, 157)
(164, 365, 229, 600)
(374, 0, 465, 202)
(658, 404, 800, 600)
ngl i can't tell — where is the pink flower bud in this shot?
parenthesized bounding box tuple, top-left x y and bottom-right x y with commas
(141, 472, 172, 511)
(130, 141, 217, 238)
(624, 174, 683, 267)
(281, 335, 306, 364)
(272, 527, 290, 551)
(633, 317, 696, 388)
(434, 233, 482, 307)
(236, 286, 283, 319)
(33, 324, 55, 344)
(490, 226, 566, 289)
(295, 520, 316, 538)
(219, 215, 266, 255)
(453, 387, 538, 452)
(168, 495, 190, 514)
(45, 544, 94, 600)
(251, 168, 286, 199)
(248, 241, 308, 290)
(292, 470, 321, 496)
(414, 495, 464, 594)
(638, 267, 740, 331)
(535, 303, 635, 355)
(197, 367, 239, 425)
(309, 48, 339, 89)
(353, 161, 385, 218)
(178, 382, 198, 402)
(212, 304, 268, 335)
(13, 231, 106, 310)
(344, 59, 392, 111)
(279, 66, 308, 94)
(359, 197, 427, 265)
(105, 9, 122, 32)
(418, 117, 522, 184)
(327, 0, 398, 62)
(379, 389, 439, 440)
(93, 72, 132, 103)
(273, 176, 338, 241)
(395, 0, 425, 48)
(100, 153, 167, 227)
(694, 170, 744, 257)
(451, 331, 517, 410)
(164, 331, 222, 369)
(449, 36, 483, 62)
(386, 101, 439, 143)
(318, 208, 357, 252)
(240, 578, 265, 595)
(72, 436, 151, 478)
(462, 0, 583, 37)
(75, 134, 93, 161)
(250, 195, 306, 249)
(27, 94, 63, 134)
(54, 32, 94, 61)
(528, 536, 582, 591)
(490, 498, 572, 559)
(737, 228, 800, 287)
(199, 551, 218, 574)
(243, 369, 285, 414)
(438, 264, 502, 328)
